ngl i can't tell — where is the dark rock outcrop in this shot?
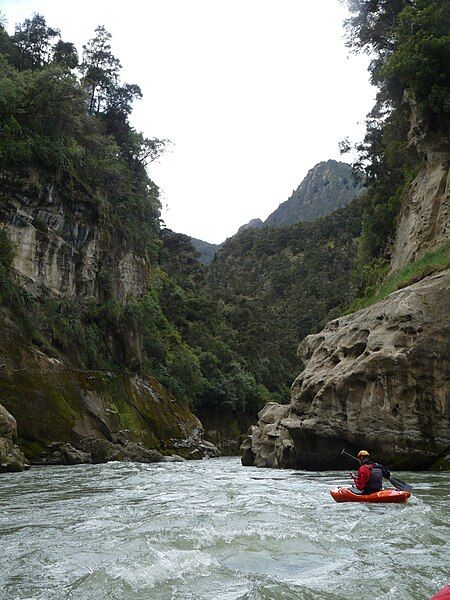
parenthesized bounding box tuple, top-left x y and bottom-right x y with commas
(263, 160, 364, 228)
(0, 403, 28, 472)
(242, 270, 450, 470)
(237, 218, 264, 234)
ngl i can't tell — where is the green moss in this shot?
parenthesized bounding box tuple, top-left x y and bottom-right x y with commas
(18, 438, 47, 461)
(0, 372, 81, 443)
(346, 242, 450, 314)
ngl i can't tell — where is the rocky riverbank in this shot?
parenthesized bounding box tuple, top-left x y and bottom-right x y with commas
(0, 306, 219, 472)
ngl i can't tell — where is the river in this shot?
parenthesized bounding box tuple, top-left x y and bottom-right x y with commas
(0, 457, 448, 599)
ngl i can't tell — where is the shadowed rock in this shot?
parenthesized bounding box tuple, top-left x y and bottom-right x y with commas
(0, 404, 28, 472)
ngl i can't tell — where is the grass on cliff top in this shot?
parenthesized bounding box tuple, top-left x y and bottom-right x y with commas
(346, 242, 450, 314)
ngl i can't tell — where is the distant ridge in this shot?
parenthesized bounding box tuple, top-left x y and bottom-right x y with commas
(190, 160, 364, 264)
(190, 238, 221, 265)
(264, 160, 364, 227)
(237, 218, 263, 234)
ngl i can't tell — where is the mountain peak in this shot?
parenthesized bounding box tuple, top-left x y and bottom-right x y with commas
(264, 160, 363, 228)
(237, 218, 263, 234)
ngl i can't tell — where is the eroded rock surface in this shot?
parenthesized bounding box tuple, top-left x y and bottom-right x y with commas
(242, 270, 450, 470)
(390, 94, 449, 273)
(0, 403, 27, 472)
(1, 184, 148, 303)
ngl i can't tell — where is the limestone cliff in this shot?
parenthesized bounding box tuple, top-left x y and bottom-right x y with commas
(390, 95, 449, 273)
(0, 180, 218, 468)
(241, 270, 449, 470)
(0, 183, 148, 303)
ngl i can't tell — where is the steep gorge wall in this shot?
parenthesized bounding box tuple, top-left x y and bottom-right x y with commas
(242, 123, 450, 471)
(242, 270, 449, 470)
(1, 182, 148, 302)
(390, 97, 449, 272)
(0, 181, 217, 471)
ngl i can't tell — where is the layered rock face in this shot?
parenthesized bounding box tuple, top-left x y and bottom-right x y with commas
(242, 270, 450, 470)
(0, 309, 217, 466)
(0, 182, 219, 468)
(390, 151, 449, 273)
(1, 184, 148, 303)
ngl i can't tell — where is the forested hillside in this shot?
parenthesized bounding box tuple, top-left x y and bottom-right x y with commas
(191, 160, 363, 264)
(242, 0, 450, 472)
(2, 0, 447, 471)
(207, 198, 364, 403)
(341, 0, 450, 295)
(189, 237, 221, 265)
(0, 13, 369, 441)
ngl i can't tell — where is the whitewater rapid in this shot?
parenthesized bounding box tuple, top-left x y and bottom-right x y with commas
(1, 457, 448, 599)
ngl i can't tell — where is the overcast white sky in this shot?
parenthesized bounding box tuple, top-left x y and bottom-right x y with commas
(1, 0, 375, 243)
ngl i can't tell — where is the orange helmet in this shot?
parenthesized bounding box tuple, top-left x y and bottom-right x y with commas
(357, 450, 370, 458)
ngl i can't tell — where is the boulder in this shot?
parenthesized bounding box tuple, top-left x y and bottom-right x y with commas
(0, 404, 28, 472)
(163, 454, 187, 463)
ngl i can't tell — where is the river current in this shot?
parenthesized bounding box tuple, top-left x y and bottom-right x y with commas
(0, 457, 448, 599)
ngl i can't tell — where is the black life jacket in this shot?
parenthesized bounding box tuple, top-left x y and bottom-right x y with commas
(368, 460, 391, 479)
(364, 463, 383, 493)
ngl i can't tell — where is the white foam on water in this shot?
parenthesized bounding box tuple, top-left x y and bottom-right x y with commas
(2, 459, 449, 600)
(107, 548, 219, 590)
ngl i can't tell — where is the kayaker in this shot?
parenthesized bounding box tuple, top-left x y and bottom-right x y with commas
(350, 450, 385, 494)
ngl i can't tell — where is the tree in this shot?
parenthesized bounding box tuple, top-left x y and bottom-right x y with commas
(12, 13, 60, 70)
(342, 0, 449, 280)
(80, 25, 121, 114)
(52, 40, 78, 69)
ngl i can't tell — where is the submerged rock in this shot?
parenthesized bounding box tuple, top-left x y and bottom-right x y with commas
(170, 428, 220, 459)
(163, 454, 187, 463)
(242, 270, 450, 470)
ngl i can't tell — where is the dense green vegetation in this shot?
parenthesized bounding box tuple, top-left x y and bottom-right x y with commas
(189, 237, 221, 266)
(342, 0, 450, 296)
(207, 199, 364, 402)
(1, 3, 448, 433)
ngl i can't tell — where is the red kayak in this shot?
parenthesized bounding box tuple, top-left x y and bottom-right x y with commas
(330, 487, 411, 503)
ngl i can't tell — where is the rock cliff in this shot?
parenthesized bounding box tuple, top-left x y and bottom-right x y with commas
(0, 183, 148, 303)
(241, 270, 450, 470)
(263, 160, 364, 228)
(390, 95, 449, 273)
(0, 307, 217, 466)
(0, 181, 219, 469)
(241, 88, 450, 473)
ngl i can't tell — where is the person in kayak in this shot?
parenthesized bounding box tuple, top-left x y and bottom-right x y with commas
(350, 450, 389, 494)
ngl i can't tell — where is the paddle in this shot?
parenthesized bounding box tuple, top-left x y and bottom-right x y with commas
(341, 449, 413, 493)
